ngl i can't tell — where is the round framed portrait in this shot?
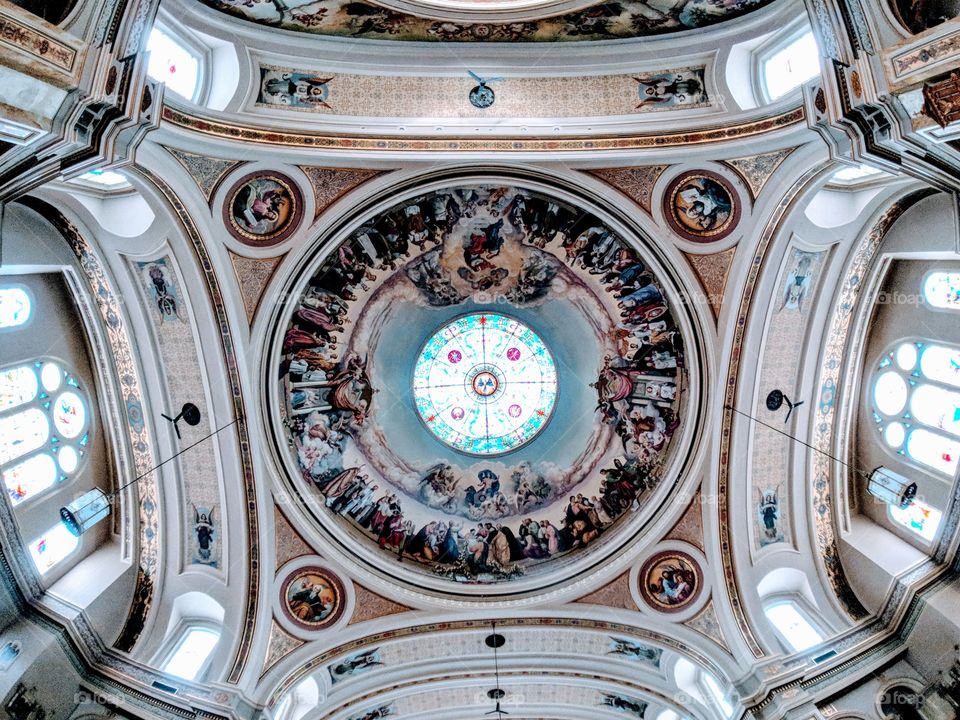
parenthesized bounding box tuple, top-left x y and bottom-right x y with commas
(662, 170, 741, 243)
(223, 171, 304, 246)
(637, 549, 703, 613)
(279, 565, 346, 631)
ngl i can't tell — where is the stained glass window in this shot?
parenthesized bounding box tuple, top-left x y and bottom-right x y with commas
(29, 521, 79, 573)
(923, 272, 960, 311)
(0, 360, 90, 507)
(872, 341, 960, 477)
(890, 499, 942, 542)
(764, 601, 823, 652)
(0, 287, 31, 328)
(412, 313, 558, 456)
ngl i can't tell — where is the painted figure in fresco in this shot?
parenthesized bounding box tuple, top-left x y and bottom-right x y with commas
(779, 251, 814, 313)
(600, 693, 646, 717)
(893, 0, 960, 34)
(647, 557, 697, 606)
(145, 264, 179, 320)
(193, 506, 216, 564)
(350, 705, 394, 720)
(672, 176, 732, 234)
(757, 486, 782, 544)
(634, 69, 706, 108)
(287, 574, 336, 623)
(260, 71, 333, 108)
(330, 648, 383, 683)
(608, 637, 662, 666)
(231, 178, 292, 237)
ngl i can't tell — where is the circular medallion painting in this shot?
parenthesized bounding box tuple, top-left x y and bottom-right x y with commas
(223, 171, 304, 246)
(638, 550, 702, 613)
(279, 566, 346, 630)
(662, 170, 740, 243)
(413, 313, 558, 456)
(274, 181, 696, 593)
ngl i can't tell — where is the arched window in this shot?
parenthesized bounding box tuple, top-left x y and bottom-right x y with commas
(871, 341, 960, 477)
(764, 600, 824, 652)
(760, 29, 820, 101)
(29, 521, 80, 574)
(146, 26, 201, 102)
(923, 272, 960, 311)
(701, 672, 734, 717)
(0, 287, 32, 329)
(1, 360, 90, 507)
(162, 626, 220, 681)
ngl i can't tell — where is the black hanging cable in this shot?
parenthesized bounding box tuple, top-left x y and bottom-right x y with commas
(65, 417, 240, 518)
(724, 403, 876, 483)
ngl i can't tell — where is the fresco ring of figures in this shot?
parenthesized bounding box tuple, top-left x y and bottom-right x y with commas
(272, 178, 703, 597)
(661, 169, 741, 243)
(222, 170, 305, 247)
(369, 0, 603, 23)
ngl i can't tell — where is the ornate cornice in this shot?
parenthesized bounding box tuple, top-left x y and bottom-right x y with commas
(160, 105, 805, 154)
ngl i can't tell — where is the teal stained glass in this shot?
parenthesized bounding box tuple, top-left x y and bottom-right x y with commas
(412, 313, 557, 456)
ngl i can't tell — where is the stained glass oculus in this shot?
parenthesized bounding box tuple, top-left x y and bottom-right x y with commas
(413, 313, 557, 456)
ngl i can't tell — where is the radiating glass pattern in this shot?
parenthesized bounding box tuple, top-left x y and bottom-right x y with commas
(412, 314, 557, 456)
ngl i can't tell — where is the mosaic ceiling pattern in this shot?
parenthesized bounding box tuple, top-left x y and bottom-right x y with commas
(201, 0, 776, 42)
(276, 183, 688, 586)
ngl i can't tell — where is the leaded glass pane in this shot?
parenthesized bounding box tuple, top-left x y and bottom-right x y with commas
(29, 521, 79, 573)
(906, 428, 958, 476)
(3, 453, 56, 506)
(0, 408, 49, 465)
(890, 499, 942, 542)
(924, 272, 960, 311)
(0, 366, 38, 411)
(52, 391, 86, 439)
(919, 345, 960, 389)
(910, 384, 960, 437)
(0, 288, 31, 328)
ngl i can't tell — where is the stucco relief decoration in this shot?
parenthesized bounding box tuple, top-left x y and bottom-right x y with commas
(223, 171, 305, 247)
(201, 0, 775, 42)
(275, 182, 691, 587)
(280, 566, 347, 631)
(638, 549, 702, 612)
(662, 170, 741, 243)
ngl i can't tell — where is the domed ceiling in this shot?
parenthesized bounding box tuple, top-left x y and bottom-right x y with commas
(201, 0, 776, 42)
(272, 179, 698, 596)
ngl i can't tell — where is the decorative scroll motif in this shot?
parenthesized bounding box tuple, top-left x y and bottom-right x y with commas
(254, 64, 710, 117)
(201, 0, 777, 43)
(228, 251, 283, 325)
(223, 171, 304, 247)
(132, 167, 260, 683)
(662, 170, 741, 242)
(162, 105, 807, 153)
(573, 570, 636, 610)
(0, 12, 76, 71)
(589, 166, 670, 215)
(165, 147, 239, 203)
(262, 620, 305, 678)
(809, 191, 935, 618)
(922, 70, 960, 128)
(130, 256, 222, 570)
(721, 147, 795, 200)
(891, 30, 960, 80)
(683, 600, 731, 651)
(274, 505, 315, 569)
(348, 584, 414, 625)
(684, 247, 737, 321)
(299, 166, 383, 221)
(637, 549, 702, 613)
(25, 202, 158, 653)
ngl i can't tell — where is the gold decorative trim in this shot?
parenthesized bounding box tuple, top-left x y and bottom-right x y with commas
(161, 105, 805, 153)
(684, 247, 737, 322)
(0, 11, 76, 72)
(721, 147, 796, 201)
(261, 620, 305, 679)
(348, 583, 414, 625)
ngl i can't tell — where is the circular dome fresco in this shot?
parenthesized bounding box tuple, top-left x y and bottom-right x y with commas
(272, 178, 698, 598)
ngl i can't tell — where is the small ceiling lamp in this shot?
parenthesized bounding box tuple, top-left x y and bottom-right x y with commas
(162, 402, 202, 439)
(765, 389, 804, 423)
(868, 467, 917, 509)
(484, 621, 509, 717)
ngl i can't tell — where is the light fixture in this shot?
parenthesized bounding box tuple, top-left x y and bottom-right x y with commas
(484, 622, 509, 717)
(766, 389, 804, 423)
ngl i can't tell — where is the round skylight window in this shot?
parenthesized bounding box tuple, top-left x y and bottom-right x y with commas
(412, 313, 557, 456)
